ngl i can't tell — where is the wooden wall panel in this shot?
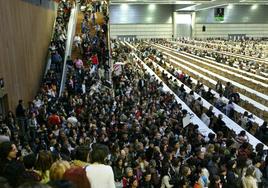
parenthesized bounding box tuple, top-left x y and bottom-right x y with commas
(0, 0, 56, 111)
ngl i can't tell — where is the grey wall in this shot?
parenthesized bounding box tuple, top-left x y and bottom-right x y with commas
(194, 5, 268, 38)
(176, 24, 191, 38)
(110, 4, 173, 38)
(110, 4, 173, 24)
(195, 5, 268, 24)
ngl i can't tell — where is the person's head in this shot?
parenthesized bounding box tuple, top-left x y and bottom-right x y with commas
(126, 167, 133, 177)
(255, 143, 264, 153)
(23, 153, 37, 169)
(227, 160, 236, 170)
(75, 146, 89, 162)
(115, 156, 124, 167)
(63, 167, 91, 188)
(207, 144, 215, 154)
(245, 165, 256, 177)
(143, 171, 152, 182)
(212, 154, 220, 163)
(220, 166, 227, 176)
(253, 156, 262, 168)
(243, 111, 248, 117)
(208, 133, 216, 141)
(18, 182, 51, 188)
(36, 150, 53, 173)
(181, 165, 191, 177)
(90, 144, 109, 164)
(48, 180, 75, 188)
(190, 173, 200, 186)
(129, 177, 138, 188)
(0, 142, 17, 160)
(239, 130, 246, 137)
(211, 175, 221, 184)
(50, 160, 71, 181)
(197, 150, 205, 160)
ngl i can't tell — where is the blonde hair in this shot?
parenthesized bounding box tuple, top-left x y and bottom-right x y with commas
(50, 160, 71, 181)
(207, 144, 215, 154)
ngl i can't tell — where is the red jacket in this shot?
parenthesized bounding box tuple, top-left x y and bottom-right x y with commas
(91, 55, 99, 65)
(48, 114, 61, 126)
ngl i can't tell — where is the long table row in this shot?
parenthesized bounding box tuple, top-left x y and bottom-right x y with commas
(124, 41, 268, 150)
(180, 51, 268, 84)
(171, 40, 268, 65)
(154, 55, 265, 127)
(166, 42, 268, 93)
(152, 43, 268, 114)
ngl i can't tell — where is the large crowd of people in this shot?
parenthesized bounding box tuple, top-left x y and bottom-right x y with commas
(150, 39, 268, 124)
(171, 38, 268, 76)
(0, 1, 268, 188)
(131, 42, 268, 145)
(193, 38, 268, 59)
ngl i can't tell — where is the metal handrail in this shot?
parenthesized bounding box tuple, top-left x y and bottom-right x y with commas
(59, 3, 79, 96)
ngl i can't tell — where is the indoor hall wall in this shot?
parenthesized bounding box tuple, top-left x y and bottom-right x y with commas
(0, 0, 56, 111)
(194, 24, 268, 38)
(110, 24, 173, 39)
(193, 5, 268, 38)
(110, 4, 173, 39)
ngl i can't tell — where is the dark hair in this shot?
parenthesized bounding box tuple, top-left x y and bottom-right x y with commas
(180, 165, 190, 177)
(255, 143, 264, 152)
(48, 180, 75, 188)
(253, 156, 262, 165)
(18, 182, 51, 188)
(0, 142, 12, 160)
(226, 160, 236, 170)
(128, 177, 137, 186)
(115, 156, 124, 167)
(35, 151, 53, 174)
(190, 173, 200, 186)
(0, 177, 11, 188)
(90, 144, 109, 164)
(212, 155, 220, 163)
(245, 166, 255, 177)
(75, 146, 89, 162)
(3, 161, 25, 187)
(211, 175, 220, 183)
(23, 153, 37, 169)
(239, 131, 246, 136)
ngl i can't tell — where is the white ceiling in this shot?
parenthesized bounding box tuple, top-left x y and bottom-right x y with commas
(110, 0, 268, 11)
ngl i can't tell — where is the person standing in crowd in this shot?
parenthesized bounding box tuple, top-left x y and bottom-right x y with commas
(242, 166, 258, 188)
(51, 51, 63, 73)
(85, 144, 116, 188)
(35, 150, 53, 183)
(16, 99, 27, 140)
(226, 160, 241, 188)
(0, 142, 25, 187)
(91, 52, 99, 75)
(253, 157, 263, 188)
(63, 166, 91, 188)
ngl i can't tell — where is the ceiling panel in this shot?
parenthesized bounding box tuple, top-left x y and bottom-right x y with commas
(110, 0, 268, 11)
(110, 0, 213, 4)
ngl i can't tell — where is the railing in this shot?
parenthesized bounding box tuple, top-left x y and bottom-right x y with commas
(59, 3, 79, 96)
(44, 3, 58, 77)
